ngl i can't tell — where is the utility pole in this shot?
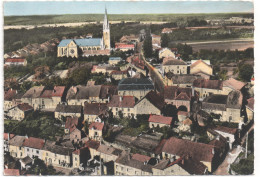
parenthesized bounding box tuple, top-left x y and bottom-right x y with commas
(245, 132, 248, 158)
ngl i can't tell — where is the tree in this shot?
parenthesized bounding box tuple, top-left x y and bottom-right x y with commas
(143, 29, 153, 58)
(161, 34, 169, 48)
(162, 104, 178, 119)
(239, 64, 253, 82)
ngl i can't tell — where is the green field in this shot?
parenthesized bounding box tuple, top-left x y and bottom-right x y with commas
(4, 13, 253, 25)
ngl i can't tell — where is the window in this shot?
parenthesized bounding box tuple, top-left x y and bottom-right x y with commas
(46, 153, 48, 156)
(128, 108, 130, 112)
(19, 147, 22, 150)
(27, 148, 29, 152)
(75, 157, 77, 161)
(36, 150, 39, 154)
(95, 132, 98, 136)
(121, 167, 124, 171)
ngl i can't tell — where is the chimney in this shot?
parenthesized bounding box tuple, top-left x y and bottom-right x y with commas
(192, 86, 194, 97)
(181, 158, 185, 165)
(212, 148, 215, 155)
(73, 86, 77, 94)
(119, 96, 122, 102)
(216, 135, 220, 141)
(8, 133, 10, 141)
(108, 96, 110, 102)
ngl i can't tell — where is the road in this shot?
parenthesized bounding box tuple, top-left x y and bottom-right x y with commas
(214, 145, 243, 175)
(137, 42, 166, 93)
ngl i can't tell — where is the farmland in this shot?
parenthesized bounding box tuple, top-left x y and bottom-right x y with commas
(4, 13, 253, 26)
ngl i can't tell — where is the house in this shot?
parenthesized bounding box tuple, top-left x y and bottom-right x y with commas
(97, 144, 123, 162)
(5, 58, 27, 66)
(20, 156, 33, 170)
(161, 28, 173, 34)
(89, 122, 104, 141)
(115, 153, 153, 175)
(177, 118, 193, 133)
(83, 103, 108, 123)
(9, 135, 27, 159)
(190, 60, 213, 79)
(107, 95, 136, 118)
(72, 147, 90, 169)
(85, 140, 100, 159)
(148, 115, 173, 128)
(4, 169, 20, 176)
(195, 110, 211, 126)
(4, 133, 15, 152)
(162, 57, 187, 75)
(118, 78, 154, 100)
(201, 90, 243, 123)
(82, 49, 110, 57)
(119, 34, 140, 44)
(126, 55, 146, 76)
(164, 86, 198, 112)
(111, 70, 128, 80)
(42, 140, 73, 167)
(4, 88, 18, 111)
(21, 86, 45, 110)
(23, 137, 45, 159)
(51, 86, 66, 107)
(246, 97, 254, 121)
(160, 137, 218, 172)
(192, 79, 223, 100)
(54, 104, 82, 119)
(152, 158, 191, 175)
(91, 64, 119, 75)
(66, 85, 117, 105)
(6, 103, 33, 121)
(115, 43, 135, 51)
(222, 78, 246, 95)
(64, 116, 81, 142)
(169, 74, 202, 88)
(159, 48, 175, 59)
(109, 57, 122, 65)
(134, 91, 165, 116)
(207, 126, 238, 149)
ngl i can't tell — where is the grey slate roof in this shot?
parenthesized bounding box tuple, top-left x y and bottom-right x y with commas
(43, 140, 74, 156)
(171, 75, 202, 85)
(118, 78, 154, 91)
(9, 135, 27, 147)
(22, 86, 45, 98)
(58, 38, 102, 47)
(116, 154, 153, 173)
(66, 85, 102, 100)
(55, 104, 82, 113)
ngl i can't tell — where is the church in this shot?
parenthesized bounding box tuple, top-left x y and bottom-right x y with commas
(57, 8, 111, 58)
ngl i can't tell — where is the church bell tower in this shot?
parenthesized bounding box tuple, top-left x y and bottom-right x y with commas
(103, 8, 111, 50)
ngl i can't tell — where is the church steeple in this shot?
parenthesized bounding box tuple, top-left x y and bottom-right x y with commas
(103, 7, 110, 49)
(103, 7, 109, 30)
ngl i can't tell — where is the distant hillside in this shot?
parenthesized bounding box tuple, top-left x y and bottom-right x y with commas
(4, 13, 253, 26)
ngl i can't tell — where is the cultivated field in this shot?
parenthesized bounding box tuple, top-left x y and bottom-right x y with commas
(183, 39, 254, 52)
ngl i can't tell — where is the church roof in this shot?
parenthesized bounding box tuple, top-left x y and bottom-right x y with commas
(58, 38, 102, 47)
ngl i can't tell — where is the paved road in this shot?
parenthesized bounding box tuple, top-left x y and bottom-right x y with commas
(214, 145, 243, 175)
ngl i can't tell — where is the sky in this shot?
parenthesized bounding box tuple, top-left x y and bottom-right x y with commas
(4, 1, 254, 16)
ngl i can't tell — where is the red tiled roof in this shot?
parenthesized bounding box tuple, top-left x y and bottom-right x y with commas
(52, 86, 66, 97)
(4, 169, 20, 176)
(107, 95, 135, 108)
(83, 103, 108, 116)
(65, 116, 79, 133)
(89, 122, 104, 131)
(4, 89, 17, 101)
(183, 118, 192, 125)
(223, 78, 246, 91)
(164, 86, 192, 101)
(72, 147, 88, 155)
(115, 44, 135, 49)
(5, 58, 26, 63)
(213, 126, 238, 135)
(111, 70, 128, 75)
(85, 140, 100, 150)
(4, 133, 15, 141)
(17, 103, 33, 111)
(148, 115, 173, 125)
(132, 153, 151, 162)
(247, 97, 254, 110)
(23, 137, 45, 149)
(162, 137, 215, 163)
(40, 90, 53, 98)
(193, 79, 223, 90)
(190, 59, 210, 69)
